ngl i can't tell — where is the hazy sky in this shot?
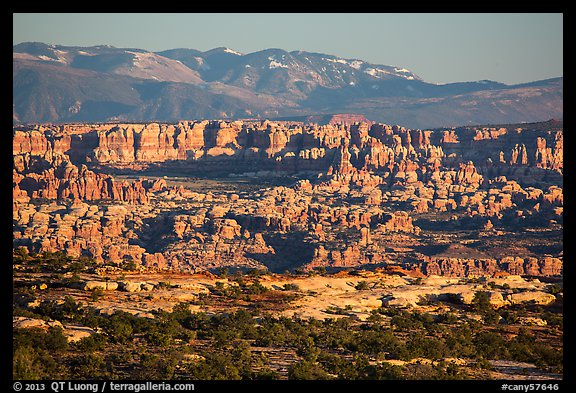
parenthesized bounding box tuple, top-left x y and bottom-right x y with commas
(13, 13, 563, 85)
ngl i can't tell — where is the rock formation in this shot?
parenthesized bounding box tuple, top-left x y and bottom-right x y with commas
(12, 119, 562, 277)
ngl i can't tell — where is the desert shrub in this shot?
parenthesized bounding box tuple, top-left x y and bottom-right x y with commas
(169, 302, 192, 322)
(315, 319, 355, 350)
(473, 331, 508, 359)
(12, 306, 43, 320)
(442, 293, 463, 304)
(483, 310, 501, 325)
(252, 368, 280, 380)
(145, 330, 173, 347)
(35, 296, 83, 322)
(417, 294, 438, 306)
(191, 353, 241, 380)
(156, 281, 172, 289)
(499, 309, 519, 324)
(181, 312, 212, 338)
(231, 341, 266, 379)
(390, 310, 436, 331)
(547, 284, 562, 295)
(211, 281, 241, 298)
(534, 345, 563, 372)
(443, 326, 476, 358)
(283, 283, 300, 291)
(475, 357, 493, 370)
(90, 288, 104, 302)
(542, 311, 563, 328)
(75, 333, 107, 352)
(403, 362, 467, 380)
(72, 353, 105, 379)
(405, 333, 448, 360)
(80, 307, 108, 329)
(318, 351, 360, 379)
(472, 291, 493, 312)
(254, 320, 292, 346)
(507, 329, 563, 371)
(104, 313, 135, 344)
(288, 359, 332, 380)
(216, 267, 229, 278)
(13, 247, 30, 263)
(437, 312, 459, 324)
(244, 280, 269, 295)
(348, 329, 402, 358)
(364, 361, 405, 380)
(68, 256, 97, 273)
(13, 327, 68, 352)
(13, 345, 42, 380)
(213, 329, 239, 348)
(355, 280, 370, 290)
(211, 309, 258, 340)
(434, 361, 469, 380)
(318, 351, 404, 380)
(295, 336, 321, 362)
(155, 310, 196, 341)
(312, 266, 327, 275)
(13, 345, 63, 380)
(391, 315, 422, 331)
(105, 351, 133, 375)
(122, 260, 138, 271)
(186, 346, 263, 380)
(135, 353, 179, 379)
(246, 268, 267, 277)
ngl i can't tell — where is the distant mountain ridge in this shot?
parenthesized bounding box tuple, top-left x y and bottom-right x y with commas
(13, 42, 563, 128)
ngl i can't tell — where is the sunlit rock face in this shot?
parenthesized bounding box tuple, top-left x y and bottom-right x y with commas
(12, 120, 562, 275)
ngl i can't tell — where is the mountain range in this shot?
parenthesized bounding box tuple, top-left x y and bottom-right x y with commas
(13, 42, 563, 128)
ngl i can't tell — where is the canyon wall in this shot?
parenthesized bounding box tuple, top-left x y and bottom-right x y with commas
(13, 120, 563, 277)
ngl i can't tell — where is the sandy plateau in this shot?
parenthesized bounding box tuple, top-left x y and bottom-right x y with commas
(13, 269, 562, 380)
(15, 270, 557, 325)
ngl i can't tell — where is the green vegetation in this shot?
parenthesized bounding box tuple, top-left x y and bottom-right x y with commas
(13, 296, 563, 380)
(354, 280, 370, 290)
(547, 284, 563, 296)
(13, 251, 102, 274)
(12, 250, 563, 380)
(13, 327, 69, 379)
(282, 283, 300, 291)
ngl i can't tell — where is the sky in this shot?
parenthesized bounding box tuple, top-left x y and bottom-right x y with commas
(13, 13, 563, 85)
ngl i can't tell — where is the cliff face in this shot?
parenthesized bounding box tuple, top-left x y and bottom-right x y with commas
(13, 119, 564, 177)
(419, 257, 562, 277)
(13, 119, 563, 277)
(13, 128, 158, 205)
(16, 163, 151, 204)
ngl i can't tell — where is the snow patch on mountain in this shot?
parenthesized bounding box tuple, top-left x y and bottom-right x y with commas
(269, 60, 288, 69)
(224, 48, 242, 56)
(195, 57, 211, 71)
(349, 60, 363, 70)
(365, 67, 416, 80)
(364, 68, 389, 77)
(37, 54, 67, 64)
(324, 58, 348, 65)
